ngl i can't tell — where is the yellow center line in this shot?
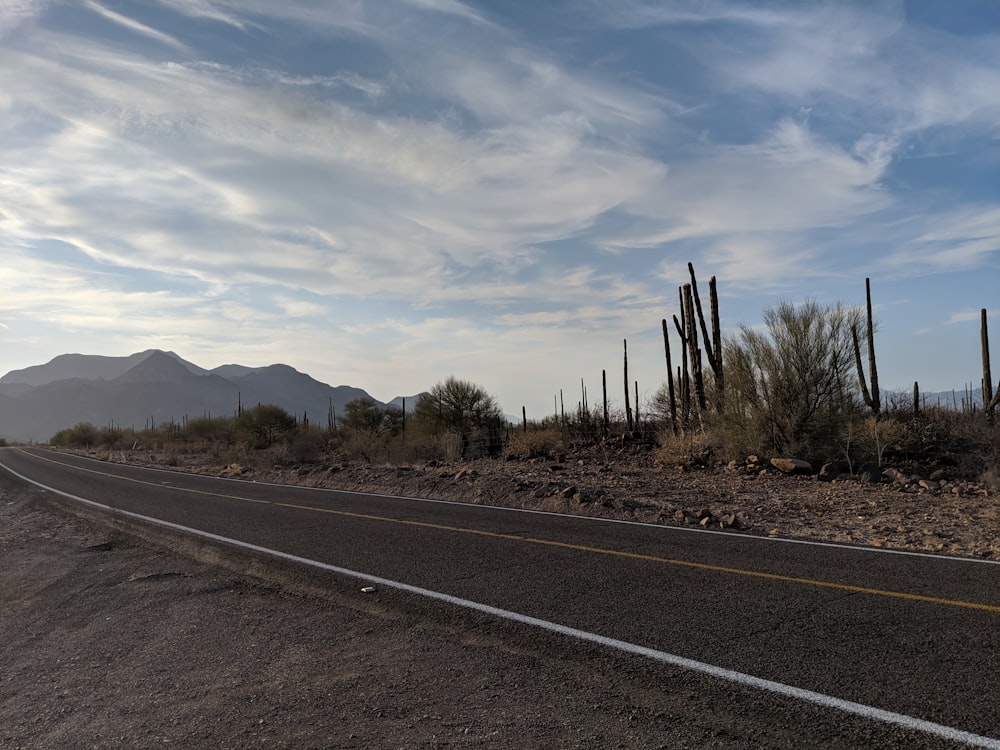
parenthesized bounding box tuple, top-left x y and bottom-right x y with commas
(27, 450, 1000, 614)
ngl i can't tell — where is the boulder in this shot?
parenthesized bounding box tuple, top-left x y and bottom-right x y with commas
(882, 467, 909, 485)
(769, 457, 814, 475)
(857, 464, 883, 484)
(818, 463, 841, 482)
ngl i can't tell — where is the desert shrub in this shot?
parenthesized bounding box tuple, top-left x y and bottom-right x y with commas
(341, 398, 403, 436)
(656, 427, 716, 468)
(98, 425, 124, 448)
(289, 429, 327, 464)
(719, 300, 864, 460)
(184, 416, 235, 445)
(235, 404, 296, 449)
(51, 422, 100, 448)
(337, 428, 387, 464)
(505, 428, 564, 460)
(412, 377, 504, 457)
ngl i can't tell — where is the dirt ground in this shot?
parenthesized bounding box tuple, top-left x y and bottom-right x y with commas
(2, 449, 997, 748)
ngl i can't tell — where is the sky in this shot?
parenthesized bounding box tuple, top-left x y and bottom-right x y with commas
(1, 0, 998, 417)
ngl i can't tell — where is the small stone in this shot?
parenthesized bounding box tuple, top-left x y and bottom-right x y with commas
(559, 486, 578, 499)
(918, 479, 940, 491)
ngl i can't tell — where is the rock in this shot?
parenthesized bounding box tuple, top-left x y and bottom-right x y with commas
(857, 464, 883, 484)
(721, 513, 740, 529)
(918, 479, 940, 492)
(818, 463, 840, 482)
(697, 508, 712, 520)
(699, 516, 711, 527)
(769, 457, 814, 475)
(929, 469, 947, 481)
(559, 485, 578, 499)
(882, 467, 909, 485)
(673, 509, 686, 522)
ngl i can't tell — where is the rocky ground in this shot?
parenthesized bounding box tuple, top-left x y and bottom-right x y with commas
(2, 447, 997, 748)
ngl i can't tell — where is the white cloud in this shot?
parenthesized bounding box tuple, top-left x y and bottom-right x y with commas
(882, 206, 1000, 273)
(81, 1, 189, 52)
(0, 0, 47, 37)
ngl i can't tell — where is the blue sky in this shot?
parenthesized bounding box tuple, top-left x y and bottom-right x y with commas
(1, 0, 998, 416)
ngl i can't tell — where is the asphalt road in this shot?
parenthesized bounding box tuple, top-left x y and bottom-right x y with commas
(3, 446, 999, 747)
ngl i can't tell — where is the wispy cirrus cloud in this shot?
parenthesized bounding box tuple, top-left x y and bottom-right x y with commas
(2, 0, 998, 405)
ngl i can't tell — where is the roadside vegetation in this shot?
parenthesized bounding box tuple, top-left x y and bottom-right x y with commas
(43, 268, 999, 491)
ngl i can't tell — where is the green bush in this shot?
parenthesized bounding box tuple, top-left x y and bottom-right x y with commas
(235, 404, 296, 449)
(51, 422, 100, 448)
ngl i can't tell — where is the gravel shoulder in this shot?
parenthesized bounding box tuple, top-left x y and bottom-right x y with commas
(2, 451, 996, 748)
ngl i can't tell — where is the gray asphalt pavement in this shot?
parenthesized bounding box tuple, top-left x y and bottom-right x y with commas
(3, 446, 998, 747)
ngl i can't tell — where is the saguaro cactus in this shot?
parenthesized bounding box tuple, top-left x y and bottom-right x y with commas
(852, 277, 881, 417)
(687, 263, 724, 406)
(661, 318, 678, 434)
(983, 308, 1000, 419)
(623, 338, 634, 432)
(682, 283, 707, 411)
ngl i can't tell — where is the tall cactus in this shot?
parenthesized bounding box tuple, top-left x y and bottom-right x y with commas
(682, 283, 707, 411)
(623, 338, 634, 432)
(687, 263, 724, 406)
(661, 318, 678, 434)
(983, 308, 1000, 419)
(852, 277, 881, 417)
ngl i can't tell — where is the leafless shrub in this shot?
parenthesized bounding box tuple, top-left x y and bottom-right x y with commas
(505, 428, 564, 460)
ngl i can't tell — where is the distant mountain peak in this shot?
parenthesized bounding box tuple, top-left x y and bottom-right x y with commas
(112, 351, 200, 384)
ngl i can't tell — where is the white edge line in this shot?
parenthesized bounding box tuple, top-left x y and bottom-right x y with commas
(21, 447, 1000, 567)
(4, 458, 1000, 750)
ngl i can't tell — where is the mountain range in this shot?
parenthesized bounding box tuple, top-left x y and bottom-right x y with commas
(0, 350, 418, 443)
